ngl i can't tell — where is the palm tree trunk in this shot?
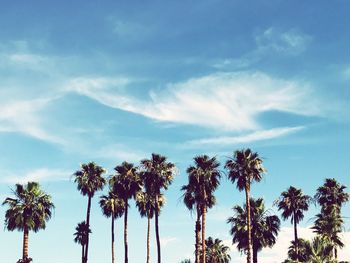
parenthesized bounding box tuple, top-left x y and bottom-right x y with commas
(85, 196, 92, 263)
(293, 211, 298, 262)
(23, 225, 29, 259)
(202, 191, 207, 263)
(124, 199, 128, 263)
(334, 247, 337, 260)
(155, 194, 161, 263)
(112, 214, 115, 263)
(195, 206, 201, 263)
(82, 245, 85, 263)
(147, 216, 151, 263)
(245, 185, 252, 263)
(253, 242, 258, 263)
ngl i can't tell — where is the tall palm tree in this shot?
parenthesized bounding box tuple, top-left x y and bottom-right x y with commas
(140, 153, 176, 263)
(74, 162, 106, 263)
(110, 161, 142, 263)
(276, 186, 311, 261)
(181, 155, 219, 263)
(74, 221, 91, 263)
(314, 178, 349, 260)
(314, 178, 349, 214)
(225, 148, 265, 263)
(205, 237, 231, 263)
(227, 198, 280, 263)
(311, 210, 344, 260)
(99, 192, 125, 263)
(2, 182, 54, 262)
(136, 191, 165, 263)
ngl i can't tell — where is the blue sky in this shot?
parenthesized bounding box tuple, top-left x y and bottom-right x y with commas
(0, 0, 350, 262)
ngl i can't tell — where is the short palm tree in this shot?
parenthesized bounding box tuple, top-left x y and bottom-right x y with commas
(205, 237, 231, 263)
(110, 161, 142, 263)
(140, 153, 176, 263)
(225, 149, 265, 263)
(227, 198, 280, 263)
(182, 155, 220, 263)
(2, 182, 54, 262)
(99, 192, 125, 263)
(74, 221, 91, 263)
(136, 191, 165, 263)
(74, 162, 106, 263)
(286, 238, 310, 262)
(276, 186, 311, 261)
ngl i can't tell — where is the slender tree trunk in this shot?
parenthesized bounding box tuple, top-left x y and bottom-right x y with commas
(147, 216, 151, 263)
(293, 211, 298, 262)
(124, 199, 128, 263)
(23, 225, 29, 259)
(112, 211, 115, 263)
(82, 245, 85, 263)
(155, 194, 161, 263)
(195, 206, 201, 263)
(245, 185, 252, 263)
(334, 247, 337, 260)
(253, 242, 258, 263)
(202, 189, 207, 263)
(85, 196, 92, 263)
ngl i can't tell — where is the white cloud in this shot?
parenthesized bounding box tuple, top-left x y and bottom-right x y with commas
(97, 144, 147, 162)
(255, 27, 312, 55)
(67, 72, 320, 132)
(187, 126, 304, 146)
(160, 236, 178, 247)
(0, 98, 64, 144)
(2, 168, 70, 184)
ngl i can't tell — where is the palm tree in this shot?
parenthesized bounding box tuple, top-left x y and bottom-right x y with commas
(74, 221, 91, 263)
(99, 192, 125, 263)
(314, 178, 349, 260)
(140, 153, 176, 263)
(2, 182, 54, 262)
(205, 237, 231, 263)
(286, 238, 310, 262)
(276, 186, 311, 261)
(311, 210, 344, 260)
(110, 161, 142, 263)
(225, 149, 265, 263)
(227, 198, 280, 263)
(181, 155, 220, 263)
(74, 162, 106, 263)
(180, 260, 192, 263)
(136, 191, 165, 263)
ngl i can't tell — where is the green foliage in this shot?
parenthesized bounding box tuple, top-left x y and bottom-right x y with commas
(74, 162, 106, 197)
(73, 221, 91, 246)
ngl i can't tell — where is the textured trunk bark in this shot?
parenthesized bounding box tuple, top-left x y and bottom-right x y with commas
(293, 211, 298, 262)
(195, 206, 201, 263)
(84, 196, 92, 263)
(124, 199, 128, 263)
(155, 194, 161, 263)
(147, 216, 151, 263)
(202, 189, 207, 263)
(23, 225, 29, 259)
(112, 208, 115, 263)
(245, 185, 252, 263)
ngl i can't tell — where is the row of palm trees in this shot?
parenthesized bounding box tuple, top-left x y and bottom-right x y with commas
(2, 149, 349, 263)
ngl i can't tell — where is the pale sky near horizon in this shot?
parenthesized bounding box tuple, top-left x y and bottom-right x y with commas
(0, 1, 350, 262)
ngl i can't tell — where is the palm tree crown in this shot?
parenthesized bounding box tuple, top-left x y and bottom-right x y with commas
(205, 237, 231, 263)
(74, 221, 91, 247)
(99, 192, 125, 219)
(74, 162, 106, 197)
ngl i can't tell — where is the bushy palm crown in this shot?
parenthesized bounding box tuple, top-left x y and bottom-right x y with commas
(136, 191, 165, 218)
(74, 162, 106, 197)
(2, 182, 54, 232)
(287, 238, 310, 262)
(314, 178, 349, 213)
(74, 221, 91, 246)
(110, 161, 142, 201)
(276, 186, 311, 224)
(225, 149, 265, 191)
(205, 237, 231, 263)
(181, 155, 220, 212)
(99, 192, 125, 219)
(140, 153, 176, 195)
(227, 198, 280, 254)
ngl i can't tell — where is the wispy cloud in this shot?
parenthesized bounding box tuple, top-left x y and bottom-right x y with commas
(160, 237, 178, 247)
(187, 126, 304, 146)
(66, 72, 320, 132)
(2, 168, 70, 184)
